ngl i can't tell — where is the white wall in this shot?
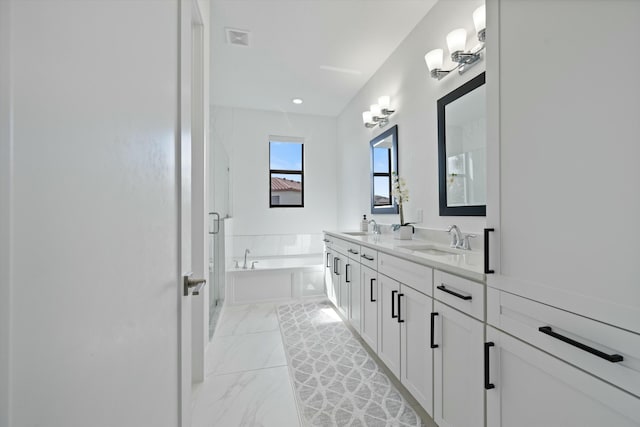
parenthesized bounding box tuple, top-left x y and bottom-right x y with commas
(6, 1, 182, 425)
(0, 0, 12, 424)
(336, 0, 486, 234)
(212, 106, 338, 236)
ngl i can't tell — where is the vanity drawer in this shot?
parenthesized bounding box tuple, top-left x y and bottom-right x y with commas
(378, 252, 432, 296)
(433, 270, 484, 321)
(359, 247, 378, 269)
(487, 287, 640, 397)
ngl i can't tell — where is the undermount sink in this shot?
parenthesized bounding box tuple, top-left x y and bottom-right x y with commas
(397, 245, 460, 256)
(341, 231, 370, 236)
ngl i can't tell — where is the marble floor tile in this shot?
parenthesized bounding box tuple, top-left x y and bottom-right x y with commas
(191, 366, 301, 427)
(207, 330, 287, 376)
(215, 303, 278, 336)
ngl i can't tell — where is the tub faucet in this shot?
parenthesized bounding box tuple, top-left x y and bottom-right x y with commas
(368, 219, 380, 235)
(447, 225, 463, 248)
(243, 249, 250, 269)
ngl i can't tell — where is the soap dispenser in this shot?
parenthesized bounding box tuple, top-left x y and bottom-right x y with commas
(361, 215, 368, 232)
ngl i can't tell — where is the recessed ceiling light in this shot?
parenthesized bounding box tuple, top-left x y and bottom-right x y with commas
(292, 98, 303, 105)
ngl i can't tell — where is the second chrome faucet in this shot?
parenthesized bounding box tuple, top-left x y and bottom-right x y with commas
(447, 225, 476, 250)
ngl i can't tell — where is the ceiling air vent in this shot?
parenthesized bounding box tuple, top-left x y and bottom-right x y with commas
(225, 28, 250, 47)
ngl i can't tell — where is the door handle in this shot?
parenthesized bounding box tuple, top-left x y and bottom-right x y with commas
(484, 342, 495, 389)
(397, 293, 405, 323)
(430, 312, 439, 348)
(370, 278, 376, 302)
(484, 228, 495, 274)
(183, 273, 207, 296)
(391, 290, 398, 318)
(209, 212, 220, 234)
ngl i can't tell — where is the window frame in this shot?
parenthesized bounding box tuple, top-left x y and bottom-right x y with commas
(269, 137, 304, 208)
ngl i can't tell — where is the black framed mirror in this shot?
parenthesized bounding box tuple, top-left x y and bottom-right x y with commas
(438, 72, 486, 216)
(370, 125, 399, 214)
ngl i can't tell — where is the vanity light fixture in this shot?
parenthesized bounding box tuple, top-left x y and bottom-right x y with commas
(362, 95, 395, 128)
(424, 5, 486, 80)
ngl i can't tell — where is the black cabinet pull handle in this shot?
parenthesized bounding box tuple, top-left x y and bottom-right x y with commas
(326, 253, 331, 268)
(391, 290, 398, 318)
(484, 228, 495, 274)
(430, 312, 439, 348)
(323, 238, 330, 243)
(370, 278, 376, 302)
(361, 254, 374, 261)
(348, 249, 359, 255)
(346, 264, 351, 283)
(538, 326, 623, 363)
(397, 293, 405, 323)
(335, 258, 341, 276)
(437, 285, 472, 301)
(484, 342, 495, 390)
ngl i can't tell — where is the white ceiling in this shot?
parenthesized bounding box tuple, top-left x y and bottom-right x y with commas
(210, 0, 438, 117)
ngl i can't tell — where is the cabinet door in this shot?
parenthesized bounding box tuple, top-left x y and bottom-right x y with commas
(331, 254, 342, 308)
(400, 285, 433, 415)
(325, 250, 336, 305)
(433, 301, 484, 427)
(335, 255, 348, 317)
(485, 0, 640, 333)
(377, 274, 401, 378)
(361, 266, 378, 352)
(486, 327, 640, 427)
(347, 259, 361, 333)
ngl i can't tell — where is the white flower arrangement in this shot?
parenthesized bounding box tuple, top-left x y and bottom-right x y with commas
(392, 172, 409, 226)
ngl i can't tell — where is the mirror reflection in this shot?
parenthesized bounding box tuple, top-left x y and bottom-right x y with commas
(370, 125, 398, 214)
(438, 73, 486, 216)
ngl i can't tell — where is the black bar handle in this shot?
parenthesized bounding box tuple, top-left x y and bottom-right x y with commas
(348, 249, 359, 255)
(361, 254, 374, 261)
(397, 293, 405, 323)
(370, 278, 376, 302)
(335, 258, 341, 276)
(326, 252, 331, 268)
(346, 264, 351, 283)
(391, 290, 398, 318)
(437, 285, 472, 301)
(484, 342, 495, 390)
(430, 312, 439, 348)
(323, 238, 330, 243)
(538, 326, 623, 363)
(484, 228, 495, 274)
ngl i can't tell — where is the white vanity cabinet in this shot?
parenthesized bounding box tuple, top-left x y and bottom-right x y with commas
(432, 301, 484, 427)
(346, 254, 361, 333)
(377, 274, 401, 378)
(361, 265, 378, 352)
(400, 284, 434, 414)
(486, 326, 640, 427)
(432, 271, 485, 427)
(485, 0, 640, 334)
(323, 239, 337, 306)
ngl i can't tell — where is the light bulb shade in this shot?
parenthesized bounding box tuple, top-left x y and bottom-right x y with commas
(362, 111, 373, 124)
(473, 5, 486, 33)
(424, 49, 444, 71)
(370, 104, 382, 117)
(446, 28, 467, 54)
(378, 96, 391, 110)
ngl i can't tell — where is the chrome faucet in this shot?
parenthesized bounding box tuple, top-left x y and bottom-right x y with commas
(243, 249, 250, 269)
(447, 225, 476, 250)
(447, 225, 463, 248)
(368, 219, 380, 235)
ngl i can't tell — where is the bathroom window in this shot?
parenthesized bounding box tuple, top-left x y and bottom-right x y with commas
(372, 143, 392, 207)
(269, 137, 304, 208)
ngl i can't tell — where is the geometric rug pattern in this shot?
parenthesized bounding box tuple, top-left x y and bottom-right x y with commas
(277, 300, 425, 427)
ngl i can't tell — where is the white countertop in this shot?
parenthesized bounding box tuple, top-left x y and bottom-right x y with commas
(324, 230, 486, 282)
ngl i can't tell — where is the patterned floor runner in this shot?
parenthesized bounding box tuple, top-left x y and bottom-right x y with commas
(277, 300, 425, 427)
